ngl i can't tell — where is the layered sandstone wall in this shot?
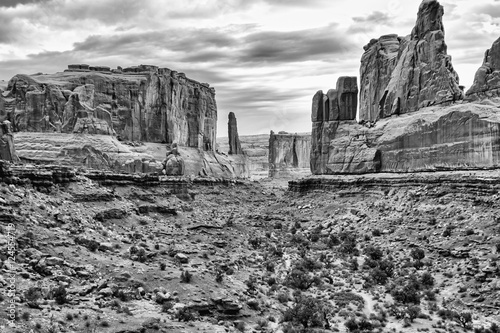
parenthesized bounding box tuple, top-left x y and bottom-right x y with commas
(268, 131, 311, 178)
(0, 65, 217, 151)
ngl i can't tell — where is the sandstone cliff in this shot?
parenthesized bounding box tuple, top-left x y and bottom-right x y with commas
(312, 102, 500, 174)
(228, 112, 242, 155)
(310, 77, 358, 174)
(0, 120, 19, 162)
(358, 0, 462, 122)
(0, 65, 217, 151)
(268, 131, 311, 178)
(466, 37, 500, 101)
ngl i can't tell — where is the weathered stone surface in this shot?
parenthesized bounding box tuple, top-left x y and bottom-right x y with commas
(466, 37, 500, 101)
(359, 0, 462, 122)
(310, 77, 358, 174)
(0, 65, 217, 151)
(311, 102, 500, 174)
(12, 132, 247, 178)
(268, 131, 311, 178)
(227, 112, 242, 155)
(0, 120, 19, 162)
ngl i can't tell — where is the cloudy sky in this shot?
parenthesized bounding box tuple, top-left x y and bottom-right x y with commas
(0, 0, 499, 136)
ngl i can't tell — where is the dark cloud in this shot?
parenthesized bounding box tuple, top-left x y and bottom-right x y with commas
(73, 28, 238, 56)
(347, 11, 395, 34)
(238, 25, 356, 64)
(352, 11, 392, 24)
(0, 0, 45, 7)
(261, 0, 329, 7)
(473, 3, 500, 18)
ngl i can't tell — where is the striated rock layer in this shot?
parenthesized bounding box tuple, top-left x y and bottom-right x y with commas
(268, 131, 311, 178)
(311, 102, 500, 175)
(13, 132, 248, 178)
(0, 65, 217, 151)
(228, 112, 242, 155)
(466, 37, 500, 101)
(358, 0, 462, 123)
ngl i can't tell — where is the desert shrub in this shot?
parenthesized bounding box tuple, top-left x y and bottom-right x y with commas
(175, 307, 195, 321)
(282, 296, 330, 330)
(52, 285, 67, 305)
(159, 262, 166, 271)
(21, 311, 30, 321)
(420, 271, 434, 287)
(338, 231, 359, 256)
(370, 267, 389, 285)
(249, 236, 262, 249)
(180, 270, 192, 283)
(345, 317, 373, 332)
(333, 291, 365, 308)
(24, 287, 42, 306)
(215, 267, 224, 283)
(372, 229, 381, 237)
(161, 301, 174, 313)
(364, 245, 384, 261)
(410, 248, 425, 261)
(390, 283, 420, 304)
(285, 268, 321, 290)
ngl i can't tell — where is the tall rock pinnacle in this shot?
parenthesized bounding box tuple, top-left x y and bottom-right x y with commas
(228, 112, 242, 155)
(466, 37, 500, 101)
(358, 0, 463, 123)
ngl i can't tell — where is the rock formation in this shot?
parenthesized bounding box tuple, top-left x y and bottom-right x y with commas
(358, 0, 462, 123)
(0, 120, 19, 162)
(227, 112, 242, 155)
(310, 77, 359, 174)
(466, 37, 500, 100)
(0, 65, 217, 151)
(268, 131, 311, 178)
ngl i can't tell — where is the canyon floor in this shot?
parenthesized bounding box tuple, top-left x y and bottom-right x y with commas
(1, 170, 500, 333)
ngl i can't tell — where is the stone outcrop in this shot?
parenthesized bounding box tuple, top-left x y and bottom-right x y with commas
(311, 77, 359, 174)
(268, 131, 311, 178)
(466, 37, 500, 101)
(311, 102, 500, 174)
(227, 112, 242, 155)
(358, 0, 462, 123)
(0, 120, 19, 162)
(12, 132, 247, 178)
(0, 65, 217, 151)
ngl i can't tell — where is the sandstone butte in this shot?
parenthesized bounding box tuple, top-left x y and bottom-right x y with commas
(310, 0, 500, 175)
(0, 64, 250, 177)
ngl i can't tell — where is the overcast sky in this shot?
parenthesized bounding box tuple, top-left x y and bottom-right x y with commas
(0, 0, 499, 136)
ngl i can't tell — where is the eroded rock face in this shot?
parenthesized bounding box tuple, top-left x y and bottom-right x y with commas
(0, 120, 19, 162)
(359, 0, 462, 123)
(311, 103, 500, 174)
(466, 37, 500, 100)
(228, 112, 242, 155)
(310, 77, 359, 174)
(268, 131, 311, 178)
(0, 65, 217, 151)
